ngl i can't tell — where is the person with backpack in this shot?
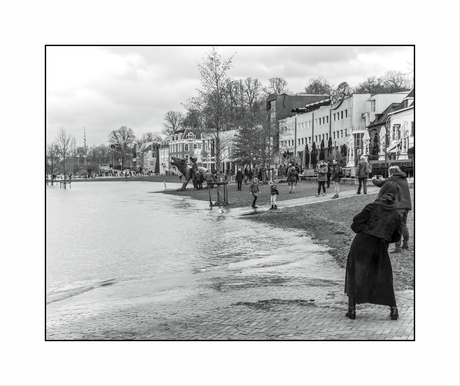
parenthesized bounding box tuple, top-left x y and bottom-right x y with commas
(331, 160, 342, 199)
(356, 155, 372, 194)
(372, 165, 412, 253)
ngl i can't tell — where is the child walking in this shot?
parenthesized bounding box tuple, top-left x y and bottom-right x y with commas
(268, 180, 279, 209)
(249, 177, 260, 209)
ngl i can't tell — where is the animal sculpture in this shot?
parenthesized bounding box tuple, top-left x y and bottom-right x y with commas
(170, 156, 208, 191)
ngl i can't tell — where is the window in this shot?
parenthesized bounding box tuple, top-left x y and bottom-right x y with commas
(341, 111, 344, 119)
(333, 113, 336, 121)
(298, 139, 301, 146)
(411, 122, 414, 136)
(341, 130, 343, 137)
(184, 144, 189, 151)
(326, 116, 329, 123)
(345, 110, 348, 118)
(326, 133, 328, 140)
(322, 117, 325, 125)
(345, 129, 347, 137)
(370, 100, 376, 112)
(193, 144, 197, 149)
(302, 138, 304, 145)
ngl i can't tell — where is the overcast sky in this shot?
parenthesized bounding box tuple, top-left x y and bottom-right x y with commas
(46, 45, 413, 147)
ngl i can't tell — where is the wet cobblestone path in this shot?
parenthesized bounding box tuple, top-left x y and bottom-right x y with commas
(47, 243, 414, 341)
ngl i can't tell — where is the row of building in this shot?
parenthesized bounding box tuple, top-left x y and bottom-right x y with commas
(134, 87, 414, 176)
(134, 127, 237, 175)
(274, 88, 414, 170)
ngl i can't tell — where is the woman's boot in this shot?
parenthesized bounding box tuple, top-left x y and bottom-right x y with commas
(390, 306, 399, 320)
(346, 297, 356, 319)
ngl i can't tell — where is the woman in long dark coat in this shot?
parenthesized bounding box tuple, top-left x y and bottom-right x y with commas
(344, 181, 403, 320)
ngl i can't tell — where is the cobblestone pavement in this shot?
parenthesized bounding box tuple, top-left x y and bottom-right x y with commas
(46, 187, 414, 341)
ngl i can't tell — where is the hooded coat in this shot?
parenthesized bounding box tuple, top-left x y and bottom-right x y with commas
(345, 196, 403, 306)
(371, 171, 412, 210)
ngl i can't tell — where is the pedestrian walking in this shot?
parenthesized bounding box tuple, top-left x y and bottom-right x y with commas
(249, 177, 260, 209)
(235, 168, 244, 191)
(286, 166, 299, 194)
(371, 165, 412, 253)
(315, 160, 327, 197)
(326, 160, 332, 188)
(331, 160, 342, 198)
(356, 155, 372, 194)
(268, 180, 279, 209)
(344, 181, 403, 320)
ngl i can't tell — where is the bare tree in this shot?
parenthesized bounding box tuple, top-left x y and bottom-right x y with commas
(108, 126, 135, 170)
(46, 142, 60, 176)
(243, 77, 263, 113)
(141, 132, 163, 142)
(54, 127, 76, 177)
(382, 70, 412, 92)
(184, 47, 235, 173)
(353, 76, 386, 94)
(264, 77, 289, 95)
(304, 77, 333, 95)
(162, 111, 184, 137)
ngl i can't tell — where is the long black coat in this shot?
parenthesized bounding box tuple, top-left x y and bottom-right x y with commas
(345, 200, 402, 306)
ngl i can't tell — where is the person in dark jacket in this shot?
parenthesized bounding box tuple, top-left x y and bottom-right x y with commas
(326, 160, 332, 188)
(235, 168, 244, 191)
(315, 160, 327, 197)
(205, 170, 214, 188)
(194, 170, 203, 190)
(344, 181, 403, 320)
(372, 166, 412, 253)
(356, 155, 371, 194)
(286, 166, 299, 194)
(330, 160, 342, 198)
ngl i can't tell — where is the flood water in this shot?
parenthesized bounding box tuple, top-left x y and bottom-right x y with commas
(46, 181, 324, 305)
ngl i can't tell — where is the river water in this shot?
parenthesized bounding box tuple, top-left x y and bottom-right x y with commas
(46, 181, 328, 306)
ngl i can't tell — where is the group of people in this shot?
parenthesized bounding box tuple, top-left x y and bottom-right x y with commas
(245, 157, 413, 322)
